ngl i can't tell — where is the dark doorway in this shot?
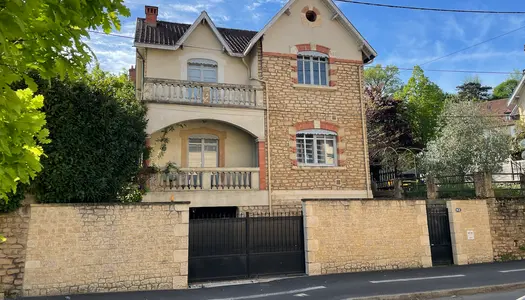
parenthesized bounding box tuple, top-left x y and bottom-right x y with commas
(426, 204, 454, 266)
(190, 206, 238, 219)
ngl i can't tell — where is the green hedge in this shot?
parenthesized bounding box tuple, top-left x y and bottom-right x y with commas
(0, 184, 26, 213)
(32, 70, 147, 203)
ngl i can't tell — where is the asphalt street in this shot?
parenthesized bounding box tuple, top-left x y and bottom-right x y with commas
(435, 288, 525, 300)
(21, 260, 525, 300)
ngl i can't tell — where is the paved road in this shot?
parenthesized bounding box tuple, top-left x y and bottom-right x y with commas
(21, 261, 525, 300)
(436, 288, 525, 299)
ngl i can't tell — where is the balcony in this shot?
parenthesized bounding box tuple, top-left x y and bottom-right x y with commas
(148, 168, 260, 191)
(143, 167, 268, 207)
(142, 78, 264, 109)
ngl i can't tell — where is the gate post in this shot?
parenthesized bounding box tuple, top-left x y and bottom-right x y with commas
(426, 175, 437, 200)
(474, 172, 494, 198)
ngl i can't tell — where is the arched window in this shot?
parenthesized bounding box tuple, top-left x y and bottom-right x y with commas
(297, 51, 329, 86)
(188, 134, 219, 167)
(187, 59, 218, 83)
(296, 129, 337, 166)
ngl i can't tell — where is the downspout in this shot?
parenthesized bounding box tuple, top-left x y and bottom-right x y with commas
(358, 63, 372, 198)
(242, 57, 272, 213)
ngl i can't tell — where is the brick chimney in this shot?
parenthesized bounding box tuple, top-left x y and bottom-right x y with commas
(129, 65, 136, 86)
(145, 6, 158, 26)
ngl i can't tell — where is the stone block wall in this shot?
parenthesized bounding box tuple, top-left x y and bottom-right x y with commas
(23, 203, 189, 297)
(487, 198, 525, 261)
(303, 199, 432, 275)
(263, 53, 370, 206)
(0, 207, 30, 297)
(447, 200, 493, 265)
(238, 204, 302, 215)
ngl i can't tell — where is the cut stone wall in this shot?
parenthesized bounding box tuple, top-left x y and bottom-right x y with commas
(23, 203, 189, 297)
(303, 199, 431, 275)
(0, 207, 30, 298)
(238, 205, 302, 215)
(487, 198, 525, 261)
(447, 200, 493, 265)
(263, 53, 370, 206)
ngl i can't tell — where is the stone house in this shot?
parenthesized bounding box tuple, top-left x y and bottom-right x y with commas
(133, 0, 377, 214)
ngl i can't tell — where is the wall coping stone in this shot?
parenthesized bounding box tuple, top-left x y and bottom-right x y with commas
(30, 201, 191, 207)
(302, 198, 424, 202)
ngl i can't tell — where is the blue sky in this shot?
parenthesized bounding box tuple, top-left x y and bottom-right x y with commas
(87, 0, 525, 93)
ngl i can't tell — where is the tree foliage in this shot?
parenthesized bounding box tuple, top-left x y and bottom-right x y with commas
(0, 0, 129, 201)
(395, 66, 446, 147)
(493, 79, 519, 99)
(364, 64, 403, 98)
(31, 69, 147, 203)
(421, 101, 511, 175)
(456, 82, 492, 101)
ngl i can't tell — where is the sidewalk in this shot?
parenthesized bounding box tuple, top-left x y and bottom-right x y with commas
(21, 260, 525, 300)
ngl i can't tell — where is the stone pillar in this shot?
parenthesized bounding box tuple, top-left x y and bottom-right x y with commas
(394, 178, 403, 199)
(202, 86, 211, 104)
(474, 172, 494, 198)
(257, 140, 267, 190)
(426, 175, 437, 200)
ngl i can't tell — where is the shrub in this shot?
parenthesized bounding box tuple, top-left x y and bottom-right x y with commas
(32, 68, 147, 203)
(0, 184, 26, 213)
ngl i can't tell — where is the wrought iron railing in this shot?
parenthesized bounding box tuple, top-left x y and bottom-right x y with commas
(492, 173, 525, 198)
(435, 175, 475, 199)
(142, 78, 264, 108)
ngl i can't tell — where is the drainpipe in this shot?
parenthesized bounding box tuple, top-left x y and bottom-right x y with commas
(358, 64, 372, 198)
(242, 57, 272, 213)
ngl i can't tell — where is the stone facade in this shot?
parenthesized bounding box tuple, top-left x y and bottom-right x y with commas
(0, 207, 30, 297)
(22, 203, 189, 297)
(263, 53, 370, 206)
(238, 204, 302, 215)
(487, 198, 525, 261)
(303, 199, 432, 275)
(447, 200, 493, 265)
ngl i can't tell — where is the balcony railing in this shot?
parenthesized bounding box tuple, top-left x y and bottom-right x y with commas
(148, 168, 260, 191)
(142, 78, 264, 108)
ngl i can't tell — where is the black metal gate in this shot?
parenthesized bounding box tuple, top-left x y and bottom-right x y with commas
(426, 204, 454, 266)
(188, 212, 305, 283)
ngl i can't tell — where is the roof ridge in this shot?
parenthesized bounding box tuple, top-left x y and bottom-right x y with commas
(137, 17, 257, 33)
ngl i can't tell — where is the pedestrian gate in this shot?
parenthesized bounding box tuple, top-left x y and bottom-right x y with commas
(188, 212, 305, 283)
(426, 204, 454, 266)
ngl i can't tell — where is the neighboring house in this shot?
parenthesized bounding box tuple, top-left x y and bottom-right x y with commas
(508, 75, 525, 129)
(479, 98, 517, 137)
(132, 0, 376, 214)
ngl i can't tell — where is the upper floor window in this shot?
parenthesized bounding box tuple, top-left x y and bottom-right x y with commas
(188, 59, 218, 83)
(297, 51, 328, 86)
(296, 129, 337, 166)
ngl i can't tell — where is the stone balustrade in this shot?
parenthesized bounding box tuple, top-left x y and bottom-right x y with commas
(148, 168, 260, 191)
(142, 78, 264, 108)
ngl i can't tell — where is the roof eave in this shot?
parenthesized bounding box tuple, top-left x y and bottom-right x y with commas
(508, 75, 525, 106)
(133, 42, 180, 51)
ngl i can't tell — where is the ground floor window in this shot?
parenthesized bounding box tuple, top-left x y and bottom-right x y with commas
(296, 129, 337, 166)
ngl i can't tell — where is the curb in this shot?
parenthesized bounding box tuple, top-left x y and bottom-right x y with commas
(347, 282, 525, 299)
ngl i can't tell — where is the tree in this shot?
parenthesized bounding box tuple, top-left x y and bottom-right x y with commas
(421, 101, 511, 175)
(31, 69, 147, 203)
(493, 79, 519, 99)
(364, 65, 403, 98)
(456, 82, 492, 101)
(366, 86, 414, 169)
(395, 66, 446, 147)
(0, 0, 130, 201)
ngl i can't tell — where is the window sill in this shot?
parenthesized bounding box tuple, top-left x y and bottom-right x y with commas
(292, 84, 337, 91)
(292, 165, 346, 170)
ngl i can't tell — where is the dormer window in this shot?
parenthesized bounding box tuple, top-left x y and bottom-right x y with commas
(297, 51, 329, 86)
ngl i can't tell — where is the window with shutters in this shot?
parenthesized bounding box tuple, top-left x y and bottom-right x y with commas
(187, 59, 218, 82)
(297, 51, 329, 86)
(296, 129, 337, 166)
(188, 135, 219, 168)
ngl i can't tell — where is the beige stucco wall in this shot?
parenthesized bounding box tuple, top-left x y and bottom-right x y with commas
(143, 190, 268, 207)
(263, 0, 362, 60)
(23, 203, 189, 297)
(303, 199, 432, 275)
(149, 119, 256, 168)
(146, 103, 265, 138)
(447, 200, 494, 265)
(144, 23, 253, 85)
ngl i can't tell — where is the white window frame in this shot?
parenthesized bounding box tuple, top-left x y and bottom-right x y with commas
(297, 51, 329, 86)
(187, 59, 218, 83)
(296, 129, 337, 166)
(188, 134, 219, 168)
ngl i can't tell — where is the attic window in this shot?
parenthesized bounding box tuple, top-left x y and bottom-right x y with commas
(305, 10, 317, 22)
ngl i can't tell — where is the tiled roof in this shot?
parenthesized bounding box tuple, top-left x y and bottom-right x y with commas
(135, 18, 258, 54)
(479, 98, 517, 126)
